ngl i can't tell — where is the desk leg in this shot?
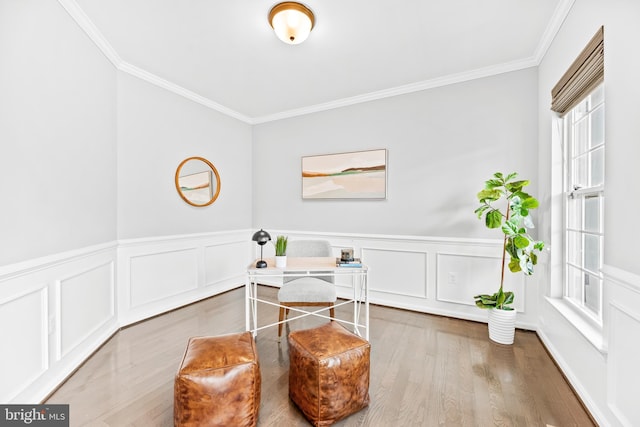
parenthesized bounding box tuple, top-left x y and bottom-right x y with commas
(245, 276, 251, 334)
(352, 275, 358, 336)
(251, 280, 258, 336)
(352, 273, 367, 339)
(245, 276, 258, 338)
(365, 273, 370, 341)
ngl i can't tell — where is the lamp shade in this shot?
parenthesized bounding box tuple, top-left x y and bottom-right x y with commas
(252, 229, 271, 245)
(269, 2, 315, 45)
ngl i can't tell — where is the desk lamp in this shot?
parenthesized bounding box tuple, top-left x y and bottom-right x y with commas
(252, 229, 271, 268)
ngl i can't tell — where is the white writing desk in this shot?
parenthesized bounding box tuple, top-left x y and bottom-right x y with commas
(246, 257, 369, 340)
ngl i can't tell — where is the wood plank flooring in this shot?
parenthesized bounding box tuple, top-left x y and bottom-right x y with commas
(46, 286, 595, 426)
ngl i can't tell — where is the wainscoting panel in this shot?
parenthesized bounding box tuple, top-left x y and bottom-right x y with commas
(604, 266, 640, 427)
(118, 230, 250, 326)
(436, 253, 525, 312)
(204, 241, 248, 286)
(608, 304, 640, 426)
(0, 284, 48, 402)
(129, 249, 198, 307)
(58, 261, 115, 358)
(362, 247, 427, 298)
(0, 243, 118, 403)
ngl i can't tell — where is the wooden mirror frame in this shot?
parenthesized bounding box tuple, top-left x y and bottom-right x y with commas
(175, 156, 221, 207)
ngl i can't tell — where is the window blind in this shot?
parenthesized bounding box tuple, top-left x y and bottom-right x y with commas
(550, 26, 604, 116)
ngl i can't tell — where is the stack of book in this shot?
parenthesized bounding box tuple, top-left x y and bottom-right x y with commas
(336, 257, 362, 267)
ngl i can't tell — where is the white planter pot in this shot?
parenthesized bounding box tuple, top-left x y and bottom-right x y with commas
(275, 255, 287, 268)
(488, 308, 517, 345)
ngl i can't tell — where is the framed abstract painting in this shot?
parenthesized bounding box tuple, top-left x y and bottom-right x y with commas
(301, 149, 387, 199)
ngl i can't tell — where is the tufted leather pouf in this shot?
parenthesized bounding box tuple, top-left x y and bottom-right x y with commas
(174, 332, 261, 427)
(288, 322, 370, 427)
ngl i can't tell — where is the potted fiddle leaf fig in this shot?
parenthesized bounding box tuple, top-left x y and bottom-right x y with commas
(274, 235, 288, 268)
(473, 172, 545, 344)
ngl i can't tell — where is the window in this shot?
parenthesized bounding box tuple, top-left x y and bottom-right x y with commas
(563, 85, 604, 321)
(550, 27, 605, 328)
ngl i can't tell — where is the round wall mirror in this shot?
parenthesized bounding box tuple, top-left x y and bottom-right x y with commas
(175, 156, 221, 207)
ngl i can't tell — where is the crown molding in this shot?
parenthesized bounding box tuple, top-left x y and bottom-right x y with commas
(57, 0, 253, 124)
(57, 0, 122, 66)
(118, 63, 253, 123)
(251, 57, 539, 124)
(59, 0, 574, 126)
(533, 0, 576, 63)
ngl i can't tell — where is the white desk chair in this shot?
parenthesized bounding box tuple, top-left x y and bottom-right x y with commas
(277, 240, 336, 339)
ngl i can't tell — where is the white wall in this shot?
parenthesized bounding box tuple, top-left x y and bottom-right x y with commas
(537, 0, 640, 425)
(116, 73, 253, 239)
(252, 68, 539, 239)
(0, 0, 117, 266)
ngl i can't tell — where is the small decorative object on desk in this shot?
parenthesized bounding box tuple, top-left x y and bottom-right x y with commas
(275, 235, 288, 268)
(336, 257, 362, 267)
(340, 248, 354, 262)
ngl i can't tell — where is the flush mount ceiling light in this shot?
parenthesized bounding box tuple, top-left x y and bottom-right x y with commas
(268, 2, 315, 45)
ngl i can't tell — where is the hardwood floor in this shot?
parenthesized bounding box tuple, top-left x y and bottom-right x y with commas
(46, 286, 595, 426)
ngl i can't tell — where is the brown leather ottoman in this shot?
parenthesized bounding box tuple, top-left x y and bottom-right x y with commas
(288, 322, 370, 427)
(174, 332, 261, 427)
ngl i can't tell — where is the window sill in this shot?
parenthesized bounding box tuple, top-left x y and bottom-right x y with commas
(545, 297, 607, 354)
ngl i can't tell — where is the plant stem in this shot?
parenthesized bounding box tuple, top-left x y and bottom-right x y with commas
(499, 198, 511, 297)
(500, 235, 507, 293)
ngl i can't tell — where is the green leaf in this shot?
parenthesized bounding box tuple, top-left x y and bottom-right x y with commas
(474, 205, 490, 218)
(514, 191, 532, 200)
(486, 210, 503, 228)
(508, 258, 522, 273)
(522, 197, 539, 209)
(505, 181, 529, 194)
(503, 292, 514, 305)
(505, 172, 518, 181)
(274, 235, 288, 256)
(485, 179, 504, 189)
(514, 235, 530, 248)
(474, 293, 498, 309)
(494, 172, 504, 180)
(479, 295, 497, 305)
(475, 300, 493, 309)
(501, 219, 518, 236)
(496, 289, 506, 307)
(477, 189, 501, 202)
(534, 241, 545, 251)
(505, 239, 518, 259)
(501, 224, 514, 236)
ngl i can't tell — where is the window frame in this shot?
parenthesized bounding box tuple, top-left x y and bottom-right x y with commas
(561, 85, 605, 325)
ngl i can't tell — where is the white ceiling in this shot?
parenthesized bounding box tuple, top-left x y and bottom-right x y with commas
(68, 0, 571, 123)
